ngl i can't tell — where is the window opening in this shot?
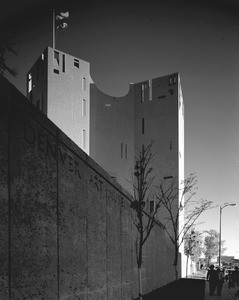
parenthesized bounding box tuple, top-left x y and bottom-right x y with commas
(54, 51, 60, 66)
(28, 73, 32, 93)
(141, 82, 147, 102)
(82, 77, 86, 91)
(169, 76, 172, 85)
(62, 54, 65, 72)
(142, 117, 145, 134)
(74, 59, 79, 68)
(82, 129, 86, 149)
(53, 69, 59, 74)
(121, 143, 123, 159)
(125, 144, 127, 159)
(150, 200, 155, 214)
(82, 99, 86, 116)
(169, 89, 174, 95)
(149, 80, 152, 101)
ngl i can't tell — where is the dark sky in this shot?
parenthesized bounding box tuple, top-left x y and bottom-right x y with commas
(3, 0, 239, 256)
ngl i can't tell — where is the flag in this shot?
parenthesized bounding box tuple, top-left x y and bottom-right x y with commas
(56, 11, 69, 29)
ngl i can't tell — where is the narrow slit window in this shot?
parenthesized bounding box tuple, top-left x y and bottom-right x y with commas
(150, 200, 155, 214)
(28, 73, 32, 93)
(170, 141, 172, 150)
(142, 117, 145, 134)
(173, 75, 177, 84)
(62, 54, 65, 72)
(82, 77, 86, 91)
(82, 99, 86, 116)
(121, 143, 123, 159)
(149, 80, 152, 101)
(141, 82, 147, 102)
(125, 144, 127, 159)
(169, 76, 172, 85)
(82, 129, 86, 149)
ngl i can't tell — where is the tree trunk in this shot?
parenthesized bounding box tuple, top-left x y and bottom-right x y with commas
(173, 246, 179, 280)
(186, 255, 189, 278)
(138, 266, 143, 300)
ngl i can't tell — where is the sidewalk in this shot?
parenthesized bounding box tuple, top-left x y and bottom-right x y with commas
(204, 280, 239, 300)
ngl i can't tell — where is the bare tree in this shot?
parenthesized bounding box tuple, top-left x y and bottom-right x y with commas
(155, 173, 213, 280)
(130, 141, 164, 300)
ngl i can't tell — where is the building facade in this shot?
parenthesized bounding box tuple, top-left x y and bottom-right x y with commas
(27, 47, 186, 275)
(27, 47, 184, 197)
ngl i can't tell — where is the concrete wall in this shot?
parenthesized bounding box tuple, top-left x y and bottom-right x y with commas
(0, 75, 176, 299)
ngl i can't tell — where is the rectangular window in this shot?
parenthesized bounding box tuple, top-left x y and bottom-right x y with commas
(62, 54, 65, 72)
(125, 144, 127, 159)
(41, 53, 44, 60)
(82, 99, 86, 116)
(169, 76, 172, 85)
(150, 200, 155, 214)
(28, 73, 32, 93)
(149, 80, 152, 101)
(169, 89, 174, 95)
(173, 74, 177, 84)
(121, 143, 123, 159)
(53, 69, 59, 74)
(170, 141, 172, 150)
(54, 51, 60, 66)
(82, 77, 86, 91)
(82, 129, 86, 149)
(158, 95, 166, 99)
(74, 59, 79, 68)
(142, 117, 145, 134)
(163, 176, 173, 180)
(141, 82, 147, 102)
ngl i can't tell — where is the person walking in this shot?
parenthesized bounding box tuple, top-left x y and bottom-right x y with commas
(207, 265, 218, 296)
(232, 266, 239, 296)
(216, 267, 224, 296)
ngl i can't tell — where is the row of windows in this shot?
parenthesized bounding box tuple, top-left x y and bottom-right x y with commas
(141, 83, 175, 103)
(54, 51, 83, 72)
(169, 75, 177, 85)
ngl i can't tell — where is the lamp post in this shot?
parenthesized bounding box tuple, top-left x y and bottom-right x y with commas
(219, 203, 237, 267)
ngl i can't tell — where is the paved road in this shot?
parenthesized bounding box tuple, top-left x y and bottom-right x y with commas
(204, 280, 239, 300)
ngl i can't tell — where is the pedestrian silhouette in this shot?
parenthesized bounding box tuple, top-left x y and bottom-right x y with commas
(232, 266, 239, 296)
(216, 267, 224, 296)
(206, 265, 218, 296)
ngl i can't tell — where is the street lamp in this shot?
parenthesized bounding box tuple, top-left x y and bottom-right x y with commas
(219, 203, 237, 267)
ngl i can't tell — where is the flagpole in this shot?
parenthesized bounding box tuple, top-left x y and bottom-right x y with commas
(53, 9, 55, 49)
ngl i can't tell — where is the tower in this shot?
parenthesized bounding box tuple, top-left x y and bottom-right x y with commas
(27, 46, 184, 195)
